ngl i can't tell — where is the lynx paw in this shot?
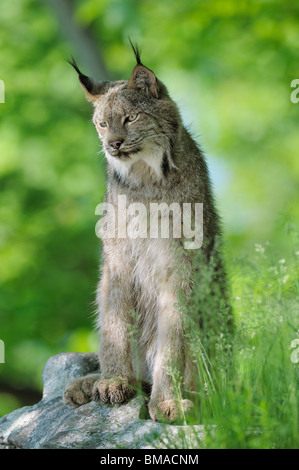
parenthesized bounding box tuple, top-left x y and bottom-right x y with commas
(148, 398, 193, 422)
(63, 374, 100, 408)
(92, 376, 136, 405)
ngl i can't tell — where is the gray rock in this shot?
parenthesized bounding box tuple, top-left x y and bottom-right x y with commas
(42, 352, 100, 399)
(0, 353, 205, 449)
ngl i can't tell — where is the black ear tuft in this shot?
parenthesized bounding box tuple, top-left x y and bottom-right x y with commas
(66, 56, 82, 75)
(66, 57, 94, 93)
(128, 38, 142, 66)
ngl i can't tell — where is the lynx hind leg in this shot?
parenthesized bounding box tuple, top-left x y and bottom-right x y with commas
(63, 374, 101, 408)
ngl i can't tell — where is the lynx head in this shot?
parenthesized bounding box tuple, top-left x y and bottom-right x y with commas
(68, 43, 180, 181)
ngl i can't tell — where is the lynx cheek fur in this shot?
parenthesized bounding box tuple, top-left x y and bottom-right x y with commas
(63, 44, 232, 422)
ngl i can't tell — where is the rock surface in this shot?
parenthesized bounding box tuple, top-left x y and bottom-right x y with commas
(0, 353, 205, 449)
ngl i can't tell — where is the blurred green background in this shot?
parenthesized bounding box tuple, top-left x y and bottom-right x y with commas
(0, 0, 298, 417)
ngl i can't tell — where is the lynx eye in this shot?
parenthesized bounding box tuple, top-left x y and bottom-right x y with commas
(126, 113, 139, 123)
(99, 121, 108, 128)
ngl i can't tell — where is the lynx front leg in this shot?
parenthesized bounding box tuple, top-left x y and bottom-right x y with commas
(92, 262, 137, 404)
(148, 283, 193, 422)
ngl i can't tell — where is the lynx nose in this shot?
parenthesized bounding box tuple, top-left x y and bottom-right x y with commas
(109, 139, 123, 150)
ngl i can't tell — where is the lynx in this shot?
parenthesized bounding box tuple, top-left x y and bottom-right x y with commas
(63, 44, 232, 422)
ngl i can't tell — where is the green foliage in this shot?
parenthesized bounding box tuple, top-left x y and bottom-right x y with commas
(156, 241, 299, 448)
(0, 0, 298, 447)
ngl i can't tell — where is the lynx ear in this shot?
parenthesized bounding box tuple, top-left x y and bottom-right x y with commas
(127, 41, 159, 98)
(67, 57, 110, 103)
(127, 64, 159, 98)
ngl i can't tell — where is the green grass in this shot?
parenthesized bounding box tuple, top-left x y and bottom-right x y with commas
(157, 239, 299, 449)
